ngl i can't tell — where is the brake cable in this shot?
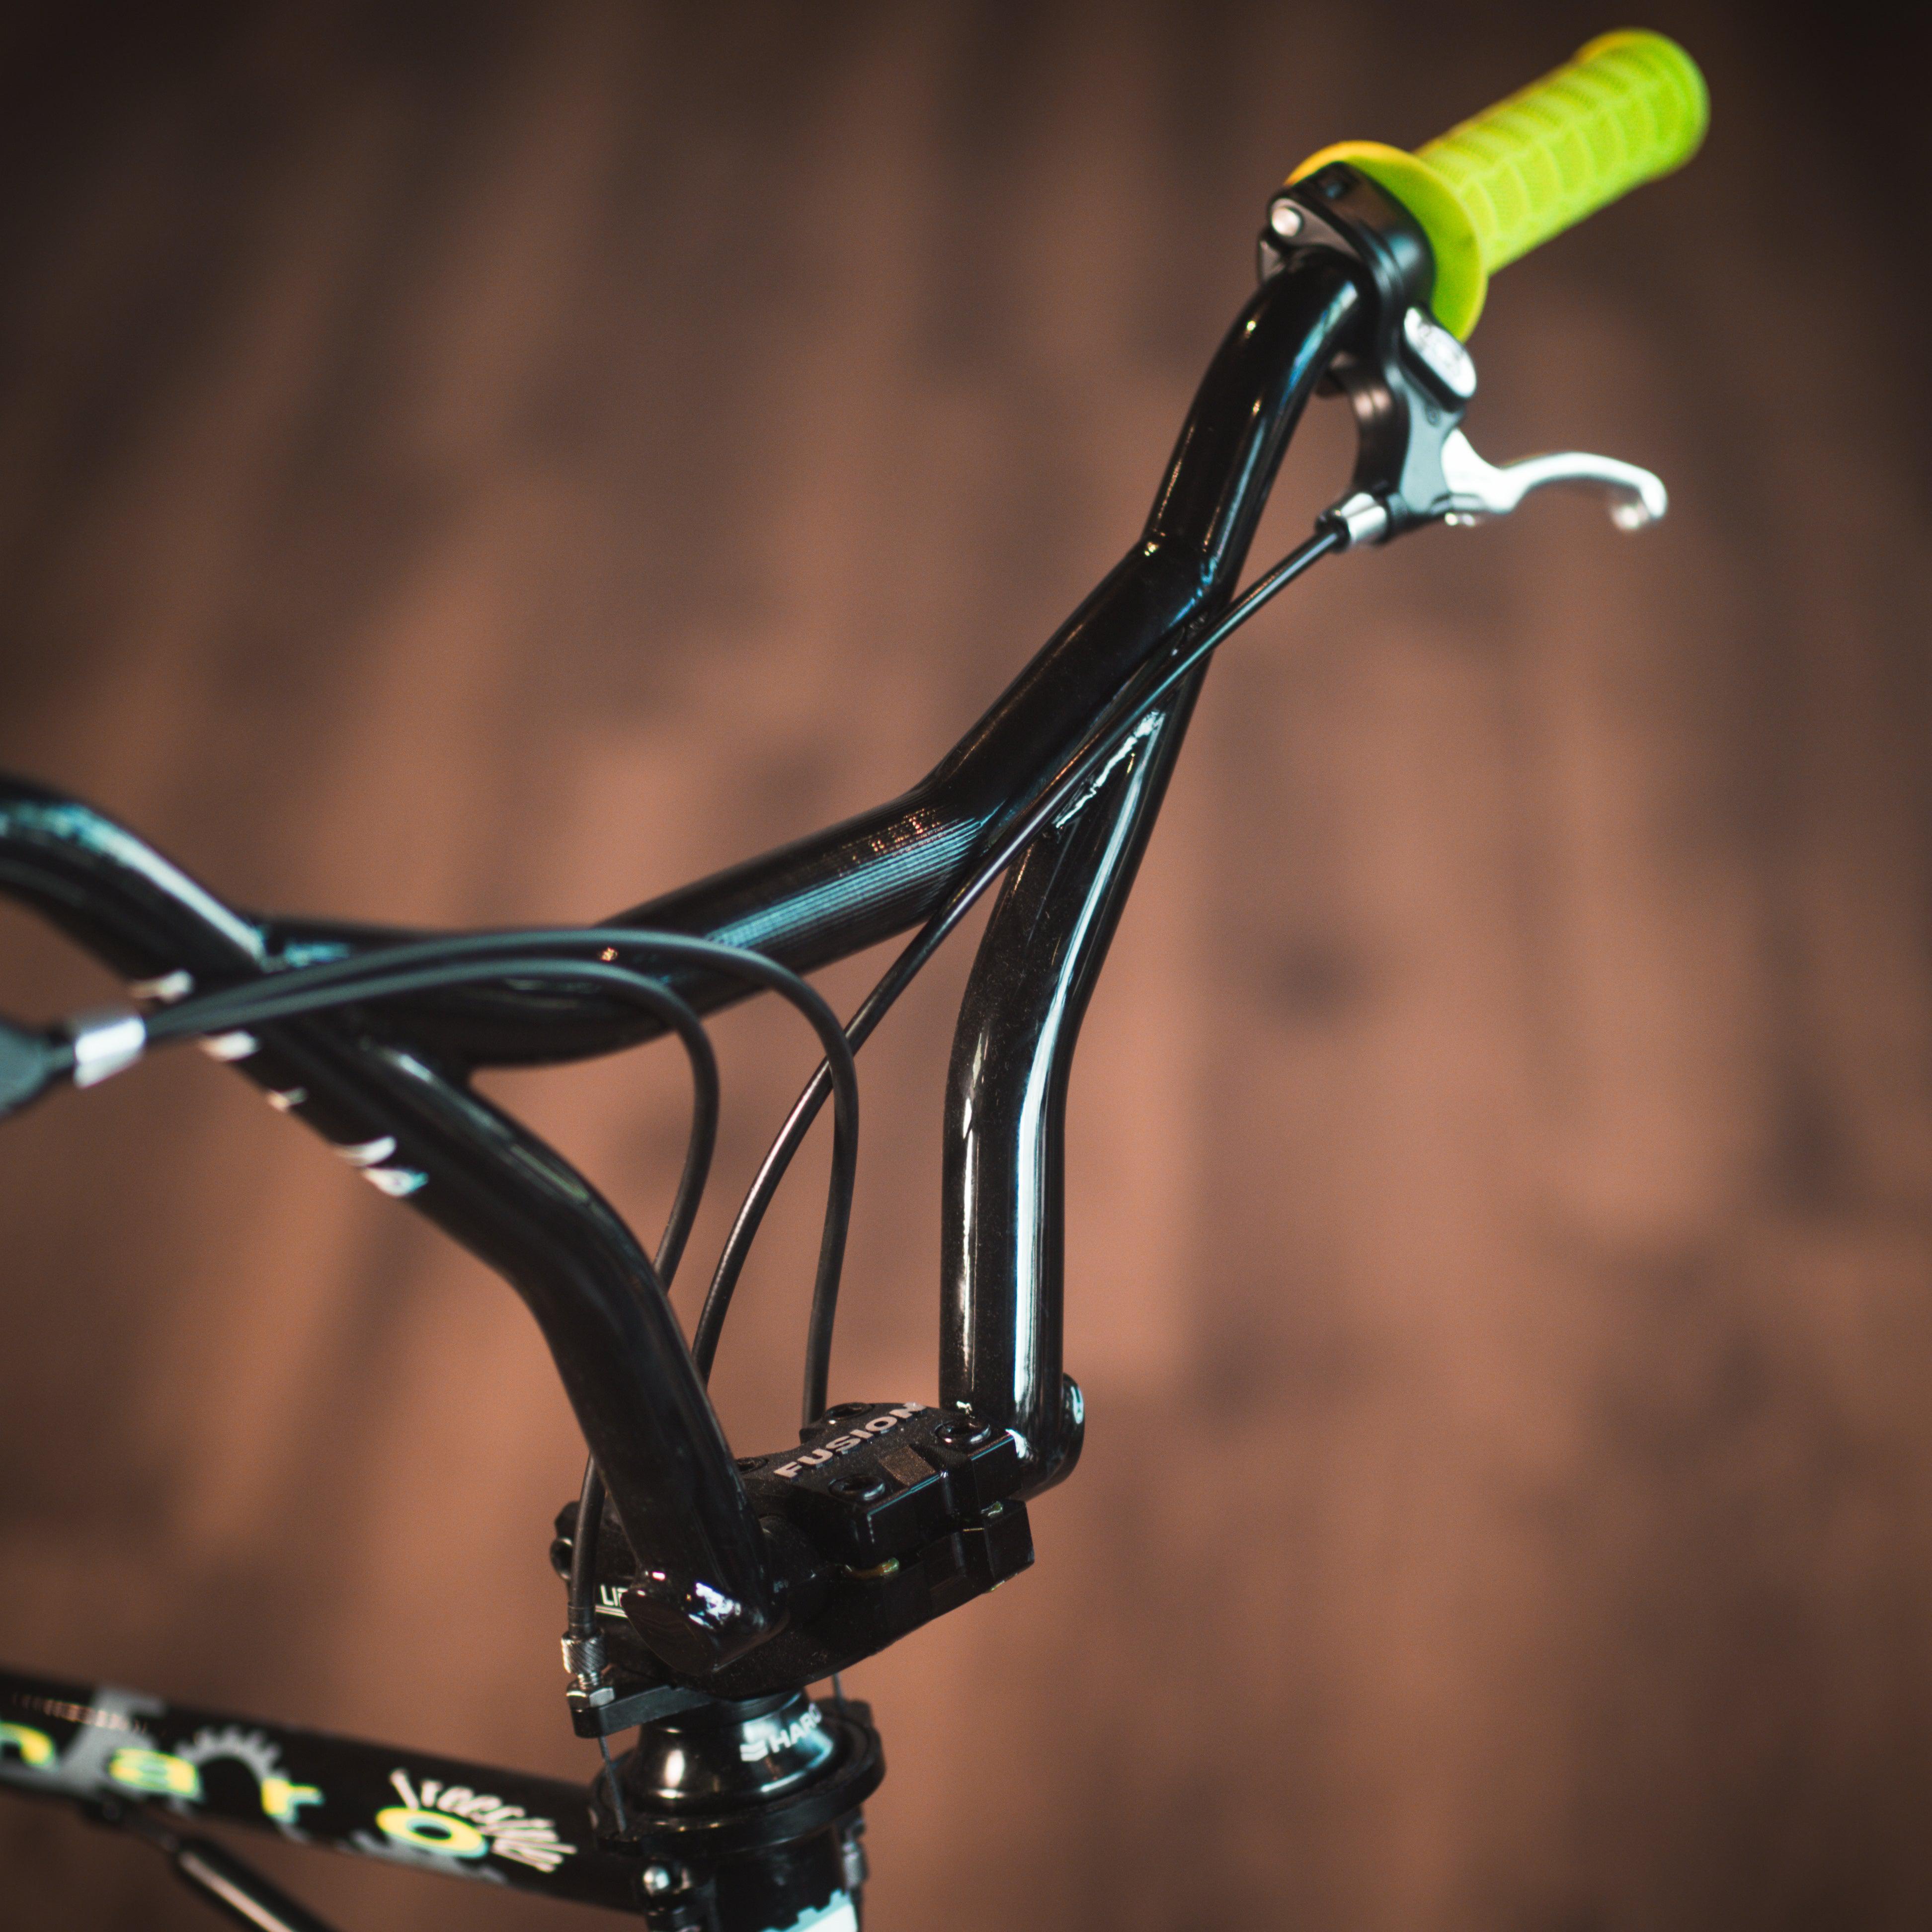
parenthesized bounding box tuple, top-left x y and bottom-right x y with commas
(5, 934, 860, 1741)
(699, 522, 1342, 1424)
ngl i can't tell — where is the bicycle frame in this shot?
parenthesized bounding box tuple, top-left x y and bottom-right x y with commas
(0, 243, 1366, 1908)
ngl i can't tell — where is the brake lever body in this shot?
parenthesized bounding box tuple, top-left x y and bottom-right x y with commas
(1261, 162, 1669, 548)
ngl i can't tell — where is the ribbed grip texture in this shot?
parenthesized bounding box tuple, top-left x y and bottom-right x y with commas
(1417, 31, 1707, 274)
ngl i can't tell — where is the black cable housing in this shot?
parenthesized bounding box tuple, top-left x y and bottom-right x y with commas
(148, 928, 860, 1404)
(694, 525, 1340, 1422)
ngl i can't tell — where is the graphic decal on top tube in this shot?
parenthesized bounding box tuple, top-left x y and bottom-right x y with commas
(174, 1727, 325, 1830)
(0, 1672, 635, 1909)
(373, 1767, 576, 1873)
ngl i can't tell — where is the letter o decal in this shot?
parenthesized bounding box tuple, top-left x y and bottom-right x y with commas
(374, 1806, 488, 1858)
(0, 1722, 54, 1768)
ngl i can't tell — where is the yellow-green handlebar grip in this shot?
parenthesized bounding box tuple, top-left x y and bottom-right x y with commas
(1288, 30, 1707, 339)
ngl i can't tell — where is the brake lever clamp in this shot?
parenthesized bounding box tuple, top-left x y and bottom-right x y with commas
(1259, 162, 1667, 548)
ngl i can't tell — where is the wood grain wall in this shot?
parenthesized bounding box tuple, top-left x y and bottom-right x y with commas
(3, 3, 1931, 1928)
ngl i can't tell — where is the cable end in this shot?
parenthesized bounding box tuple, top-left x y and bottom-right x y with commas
(0, 1014, 77, 1121)
(1317, 492, 1391, 549)
(67, 1006, 147, 1088)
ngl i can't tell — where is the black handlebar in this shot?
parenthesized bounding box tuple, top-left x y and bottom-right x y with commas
(252, 249, 1363, 1069)
(0, 243, 1366, 1682)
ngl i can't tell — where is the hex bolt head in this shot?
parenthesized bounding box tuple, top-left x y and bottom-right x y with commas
(934, 1413, 994, 1449)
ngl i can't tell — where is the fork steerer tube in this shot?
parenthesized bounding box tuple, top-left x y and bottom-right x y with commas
(0, 250, 1362, 1686)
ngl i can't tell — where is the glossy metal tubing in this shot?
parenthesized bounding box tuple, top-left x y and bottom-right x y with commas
(254, 252, 1363, 1071)
(0, 246, 1365, 1676)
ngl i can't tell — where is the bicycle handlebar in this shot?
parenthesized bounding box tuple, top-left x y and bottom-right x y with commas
(0, 247, 1368, 1684)
(0, 27, 1706, 1696)
(246, 253, 1366, 1075)
(1288, 30, 1708, 337)
(221, 31, 1713, 1068)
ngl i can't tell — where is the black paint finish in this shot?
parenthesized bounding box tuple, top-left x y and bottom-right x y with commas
(0, 228, 1364, 1868)
(0, 779, 784, 1671)
(0, 1666, 640, 1912)
(253, 251, 1361, 1068)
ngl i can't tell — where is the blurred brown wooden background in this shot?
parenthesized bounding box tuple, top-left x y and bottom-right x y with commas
(4, 2, 1932, 1927)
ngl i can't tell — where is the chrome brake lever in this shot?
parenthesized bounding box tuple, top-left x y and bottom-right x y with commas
(1313, 302, 1670, 549)
(1437, 429, 1667, 531)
